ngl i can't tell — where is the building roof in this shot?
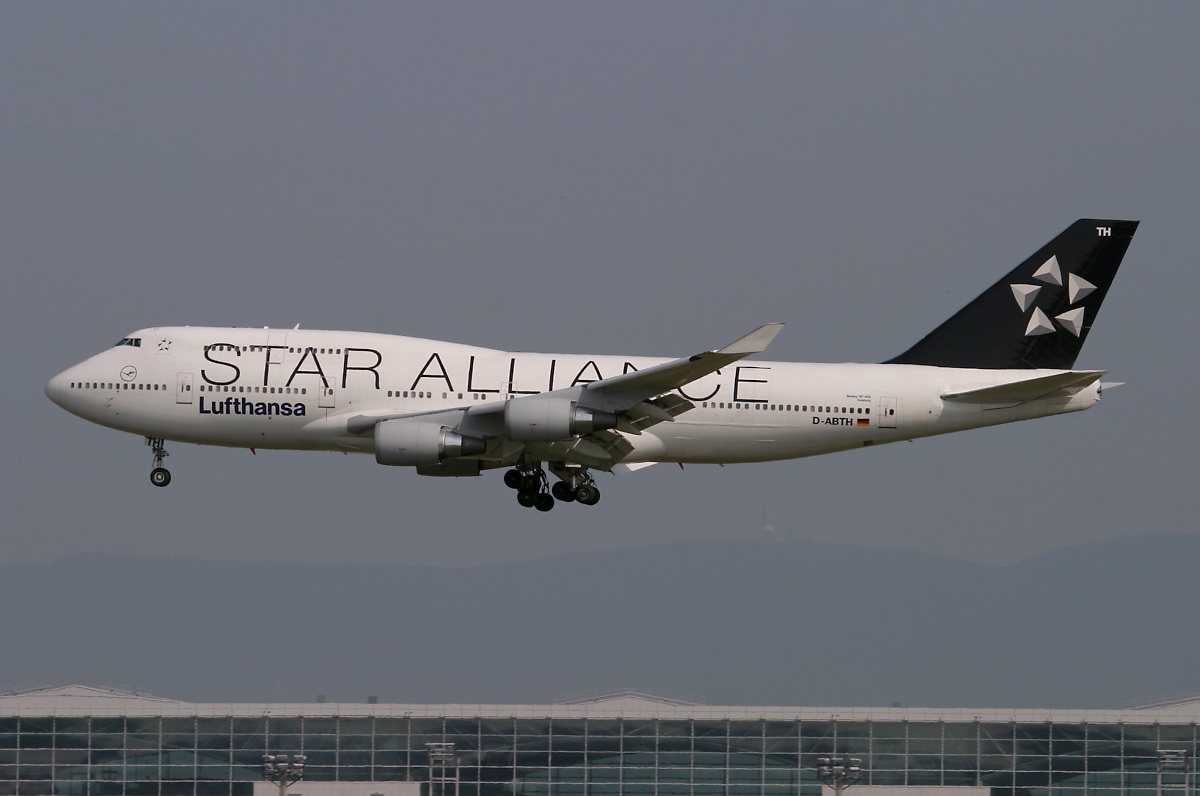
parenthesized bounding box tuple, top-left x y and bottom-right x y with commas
(1, 685, 1198, 723)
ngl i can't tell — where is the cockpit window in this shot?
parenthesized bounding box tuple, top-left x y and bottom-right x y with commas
(113, 338, 142, 347)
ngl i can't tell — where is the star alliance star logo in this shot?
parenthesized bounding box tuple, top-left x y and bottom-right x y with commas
(1010, 255, 1096, 337)
(157, 339, 172, 351)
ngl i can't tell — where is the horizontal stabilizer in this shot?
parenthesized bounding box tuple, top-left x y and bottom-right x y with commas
(941, 371, 1105, 404)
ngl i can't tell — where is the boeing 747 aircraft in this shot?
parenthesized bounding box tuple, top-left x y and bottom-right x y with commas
(46, 219, 1137, 510)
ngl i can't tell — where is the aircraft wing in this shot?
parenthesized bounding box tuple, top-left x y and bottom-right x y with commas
(349, 324, 784, 469)
(577, 323, 785, 412)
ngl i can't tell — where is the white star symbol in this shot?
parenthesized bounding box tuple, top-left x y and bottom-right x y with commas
(1011, 257, 1097, 338)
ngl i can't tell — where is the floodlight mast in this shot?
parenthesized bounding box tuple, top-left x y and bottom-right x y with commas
(817, 756, 863, 796)
(262, 754, 307, 796)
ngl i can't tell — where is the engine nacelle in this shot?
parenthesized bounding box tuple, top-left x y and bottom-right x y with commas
(374, 419, 486, 466)
(503, 396, 618, 442)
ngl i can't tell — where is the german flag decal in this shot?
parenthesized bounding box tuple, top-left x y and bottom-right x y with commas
(857, 418, 870, 427)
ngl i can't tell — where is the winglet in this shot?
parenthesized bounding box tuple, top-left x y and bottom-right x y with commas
(717, 323, 785, 356)
(579, 322, 786, 412)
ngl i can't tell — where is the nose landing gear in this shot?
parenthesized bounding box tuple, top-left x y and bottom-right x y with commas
(146, 437, 171, 487)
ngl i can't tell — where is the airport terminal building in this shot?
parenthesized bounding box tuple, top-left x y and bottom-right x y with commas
(1, 686, 1197, 796)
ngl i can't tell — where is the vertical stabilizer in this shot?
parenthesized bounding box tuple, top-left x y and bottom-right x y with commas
(886, 219, 1138, 369)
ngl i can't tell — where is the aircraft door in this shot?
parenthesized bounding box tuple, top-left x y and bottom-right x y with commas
(176, 372, 194, 404)
(878, 395, 899, 428)
(318, 385, 336, 408)
(267, 332, 287, 365)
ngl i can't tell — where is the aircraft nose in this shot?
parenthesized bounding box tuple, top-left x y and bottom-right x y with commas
(45, 368, 74, 409)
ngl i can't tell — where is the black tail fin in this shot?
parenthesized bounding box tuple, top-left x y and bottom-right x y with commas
(886, 219, 1139, 369)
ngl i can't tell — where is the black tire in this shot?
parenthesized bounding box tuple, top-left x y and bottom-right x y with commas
(535, 492, 555, 512)
(517, 490, 538, 508)
(522, 474, 541, 492)
(503, 469, 523, 489)
(150, 467, 172, 488)
(574, 484, 599, 505)
(551, 481, 576, 502)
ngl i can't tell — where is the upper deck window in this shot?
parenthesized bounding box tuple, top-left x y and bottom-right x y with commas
(114, 338, 142, 347)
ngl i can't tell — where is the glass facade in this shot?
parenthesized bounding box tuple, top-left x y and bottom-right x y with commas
(1, 691, 1196, 796)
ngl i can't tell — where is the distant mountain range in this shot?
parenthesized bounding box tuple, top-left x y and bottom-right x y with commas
(1, 534, 1196, 709)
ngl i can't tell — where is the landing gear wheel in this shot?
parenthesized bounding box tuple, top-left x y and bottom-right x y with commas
(574, 484, 600, 506)
(551, 481, 577, 502)
(146, 438, 172, 486)
(534, 492, 555, 512)
(517, 490, 539, 508)
(503, 469, 523, 489)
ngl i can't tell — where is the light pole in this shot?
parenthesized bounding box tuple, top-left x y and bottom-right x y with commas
(263, 754, 307, 796)
(817, 756, 862, 796)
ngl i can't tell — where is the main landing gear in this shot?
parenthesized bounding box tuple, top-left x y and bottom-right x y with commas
(504, 463, 600, 510)
(146, 437, 171, 487)
(504, 466, 554, 511)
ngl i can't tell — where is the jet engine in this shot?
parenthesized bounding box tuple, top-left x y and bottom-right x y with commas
(504, 396, 618, 442)
(374, 419, 486, 466)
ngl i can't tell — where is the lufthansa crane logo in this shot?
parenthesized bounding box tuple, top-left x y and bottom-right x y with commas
(120, 366, 137, 381)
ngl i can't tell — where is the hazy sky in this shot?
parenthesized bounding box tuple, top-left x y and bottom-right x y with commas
(3, 3, 1197, 569)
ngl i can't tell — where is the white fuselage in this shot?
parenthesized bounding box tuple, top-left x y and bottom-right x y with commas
(46, 326, 1101, 467)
